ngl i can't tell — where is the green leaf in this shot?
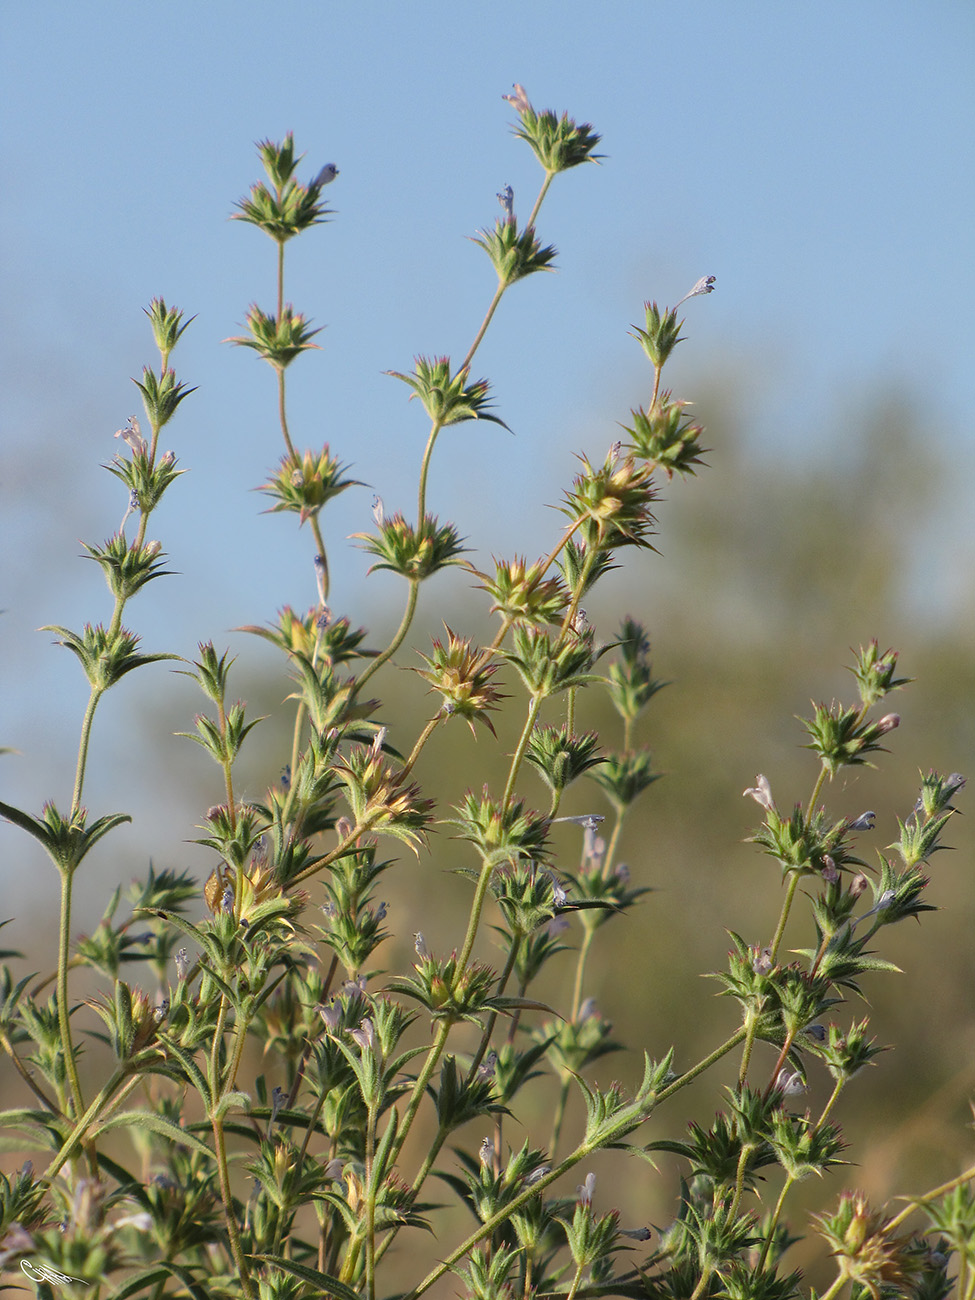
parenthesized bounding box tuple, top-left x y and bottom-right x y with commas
(91, 1109, 215, 1159)
(252, 1256, 363, 1300)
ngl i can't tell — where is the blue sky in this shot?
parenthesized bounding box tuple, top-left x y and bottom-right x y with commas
(1, 2, 973, 904)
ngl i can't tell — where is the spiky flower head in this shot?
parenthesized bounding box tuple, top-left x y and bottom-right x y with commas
(415, 627, 505, 735)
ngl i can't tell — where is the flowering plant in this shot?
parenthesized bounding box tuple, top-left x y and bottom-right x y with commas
(1, 85, 972, 1300)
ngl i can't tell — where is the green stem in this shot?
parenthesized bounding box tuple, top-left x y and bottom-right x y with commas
(885, 1159, 975, 1234)
(570, 929, 595, 1021)
(738, 871, 801, 1088)
(356, 579, 420, 694)
(805, 762, 829, 819)
(57, 869, 85, 1122)
(657, 1026, 748, 1106)
(502, 694, 543, 808)
(0, 1034, 61, 1114)
(466, 934, 521, 1082)
(727, 1142, 755, 1220)
(212, 1113, 256, 1300)
(815, 1275, 848, 1300)
(757, 1173, 795, 1271)
(549, 1078, 571, 1156)
(564, 1262, 586, 1300)
(363, 1102, 378, 1300)
(42, 1066, 130, 1180)
(457, 285, 505, 378)
(768, 872, 801, 964)
(71, 688, 104, 814)
(386, 1019, 451, 1171)
(401, 1144, 591, 1300)
(401, 715, 444, 779)
(277, 367, 297, 459)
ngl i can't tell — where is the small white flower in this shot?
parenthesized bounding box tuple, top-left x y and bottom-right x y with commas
(743, 774, 775, 811)
(314, 553, 327, 604)
(313, 163, 339, 187)
(479, 1136, 493, 1167)
(114, 1211, 154, 1232)
(372, 494, 386, 527)
(497, 184, 514, 218)
(577, 1172, 596, 1207)
(414, 931, 429, 959)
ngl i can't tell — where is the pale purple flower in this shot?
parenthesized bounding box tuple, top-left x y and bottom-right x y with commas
(743, 774, 775, 812)
(577, 1172, 596, 1207)
(114, 414, 146, 455)
(502, 83, 532, 115)
(477, 1051, 498, 1080)
(314, 553, 327, 604)
(414, 931, 429, 959)
(578, 997, 599, 1022)
(174, 948, 191, 981)
(0, 1223, 34, 1266)
(555, 813, 605, 829)
(497, 184, 514, 219)
(547, 916, 570, 937)
(820, 854, 839, 884)
(479, 1136, 493, 1167)
(548, 873, 568, 908)
(846, 811, 876, 831)
(751, 946, 773, 975)
(350, 1019, 376, 1052)
(775, 1069, 806, 1096)
(525, 1163, 551, 1185)
(370, 726, 387, 760)
(318, 1000, 341, 1032)
(570, 607, 588, 635)
(674, 275, 717, 308)
(313, 163, 339, 187)
(119, 489, 139, 534)
(620, 1226, 652, 1241)
(372, 494, 386, 527)
(852, 888, 896, 929)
